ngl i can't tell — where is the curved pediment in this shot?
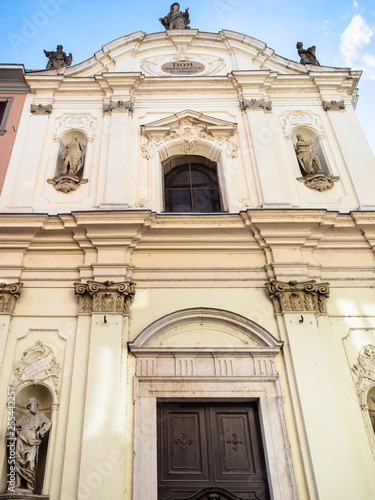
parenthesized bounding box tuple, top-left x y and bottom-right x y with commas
(27, 29, 343, 80)
(129, 307, 282, 352)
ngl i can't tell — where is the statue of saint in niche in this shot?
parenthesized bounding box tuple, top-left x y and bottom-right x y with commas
(62, 134, 86, 176)
(44, 45, 72, 69)
(160, 3, 190, 30)
(295, 134, 323, 175)
(14, 397, 51, 493)
(296, 42, 320, 65)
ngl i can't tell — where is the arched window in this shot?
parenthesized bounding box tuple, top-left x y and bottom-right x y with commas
(163, 155, 222, 212)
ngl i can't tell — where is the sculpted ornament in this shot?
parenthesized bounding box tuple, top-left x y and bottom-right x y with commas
(240, 99, 272, 112)
(74, 280, 136, 313)
(0, 282, 23, 313)
(279, 110, 325, 138)
(12, 341, 61, 395)
(322, 100, 345, 111)
(54, 113, 96, 140)
(265, 280, 330, 314)
(352, 345, 375, 400)
(30, 104, 52, 116)
(142, 117, 238, 159)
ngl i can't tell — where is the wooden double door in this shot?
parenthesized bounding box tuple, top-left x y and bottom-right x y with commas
(157, 402, 270, 500)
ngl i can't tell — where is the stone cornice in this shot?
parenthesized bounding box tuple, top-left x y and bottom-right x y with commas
(74, 280, 136, 313)
(0, 282, 23, 313)
(265, 280, 330, 313)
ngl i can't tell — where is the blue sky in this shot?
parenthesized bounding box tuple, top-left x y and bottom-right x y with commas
(1, 0, 374, 153)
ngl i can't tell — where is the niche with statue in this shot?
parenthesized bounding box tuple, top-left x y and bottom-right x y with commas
(47, 130, 88, 193)
(292, 127, 338, 191)
(3, 385, 53, 499)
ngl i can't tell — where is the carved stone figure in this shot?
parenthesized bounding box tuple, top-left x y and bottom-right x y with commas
(62, 134, 86, 176)
(295, 134, 322, 175)
(14, 397, 51, 493)
(160, 3, 190, 30)
(44, 45, 72, 69)
(296, 42, 320, 65)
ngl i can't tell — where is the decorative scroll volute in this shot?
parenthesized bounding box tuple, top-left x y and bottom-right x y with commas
(0, 282, 23, 313)
(265, 280, 329, 314)
(74, 280, 136, 313)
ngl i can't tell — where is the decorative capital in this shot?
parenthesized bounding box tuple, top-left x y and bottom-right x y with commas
(240, 98, 272, 112)
(322, 100, 345, 111)
(74, 280, 136, 313)
(103, 100, 133, 114)
(265, 280, 329, 314)
(297, 173, 339, 191)
(0, 282, 23, 313)
(30, 104, 53, 115)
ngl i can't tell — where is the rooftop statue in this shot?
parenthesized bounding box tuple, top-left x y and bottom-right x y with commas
(160, 3, 190, 30)
(44, 45, 73, 69)
(296, 42, 320, 65)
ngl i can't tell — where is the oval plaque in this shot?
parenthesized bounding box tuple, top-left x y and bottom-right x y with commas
(161, 61, 205, 75)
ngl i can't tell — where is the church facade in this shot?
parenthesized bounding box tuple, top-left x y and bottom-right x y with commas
(1, 25, 375, 500)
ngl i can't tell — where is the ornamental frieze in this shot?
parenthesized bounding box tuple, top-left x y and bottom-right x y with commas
(30, 104, 53, 115)
(0, 282, 23, 313)
(240, 98, 272, 112)
(103, 100, 133, 114)
(265, 280, 329, 313)
(322, 100, 345, 111)
(74, 280, 136, 313)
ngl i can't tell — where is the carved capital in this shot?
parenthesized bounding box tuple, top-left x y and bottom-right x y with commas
(74, 280, 136, 313)
(265, 280, 329, 314)
(297, 173, 339, 191)
(30, 104, 53, 115)
(322, 100, 345, 111)
(0, 282, 23, 313)
(103, 100, 133, 114)
(241, 98, 272, 112)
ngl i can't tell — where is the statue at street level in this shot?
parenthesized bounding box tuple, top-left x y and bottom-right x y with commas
(160, 3, 190, 30)
(44, 45, 73, 69)
(12, 397, 51, 493)
(296, 42, 320, 65)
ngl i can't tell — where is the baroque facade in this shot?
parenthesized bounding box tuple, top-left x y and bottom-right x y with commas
(1, 27, 375, 500)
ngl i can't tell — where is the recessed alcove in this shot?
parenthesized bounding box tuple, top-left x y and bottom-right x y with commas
(291, 126, 329, 175)
(55, 130, 87, 179)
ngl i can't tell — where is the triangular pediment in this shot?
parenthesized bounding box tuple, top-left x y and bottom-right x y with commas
(141, 110, 237, 139)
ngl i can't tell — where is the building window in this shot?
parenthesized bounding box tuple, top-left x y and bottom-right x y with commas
(0, 98, 13, 136)
(163, 155, 222, 212)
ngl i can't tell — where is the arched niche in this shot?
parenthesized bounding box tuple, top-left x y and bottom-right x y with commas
(47, 129, 88, 193)
(9, 384, 53, 495)
(128, 308, 297, 500)
(55, 130, 87, 178)
(291, 126, 330, 175)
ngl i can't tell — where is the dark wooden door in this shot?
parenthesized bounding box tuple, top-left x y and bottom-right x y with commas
(158, 402, 270, 500)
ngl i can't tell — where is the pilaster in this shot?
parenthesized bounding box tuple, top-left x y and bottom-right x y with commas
(71, 280, 135, 500)
(0, 283, 23, 369)
(265, 279, 363, 499)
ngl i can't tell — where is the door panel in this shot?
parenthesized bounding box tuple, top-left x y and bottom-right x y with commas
(158, 402, 270, 500)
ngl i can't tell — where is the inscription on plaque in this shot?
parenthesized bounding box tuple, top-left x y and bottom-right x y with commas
(161, 61, 205, 75)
